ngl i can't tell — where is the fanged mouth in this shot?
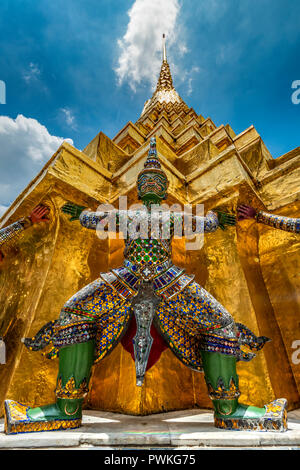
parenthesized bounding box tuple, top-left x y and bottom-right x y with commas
(140, 183, 164, 195)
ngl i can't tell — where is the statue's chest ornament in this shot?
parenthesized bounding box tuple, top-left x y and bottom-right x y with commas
(125, 237, 172, 281)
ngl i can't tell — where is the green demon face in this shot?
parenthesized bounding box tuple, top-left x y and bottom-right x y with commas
(137, 137, 169, 206)
(137, 171, 168, 204)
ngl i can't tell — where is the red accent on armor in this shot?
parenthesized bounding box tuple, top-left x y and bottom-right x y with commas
(121, 316, 168, 371)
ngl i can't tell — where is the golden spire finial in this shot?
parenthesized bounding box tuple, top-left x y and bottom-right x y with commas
(155, 35, 174, 92)
(162, 34, 167, 62)
(139, 34, 183, 116)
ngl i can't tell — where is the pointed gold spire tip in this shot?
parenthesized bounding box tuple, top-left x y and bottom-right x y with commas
(162, 34, 167, 62)
(140, 34, 183, 116)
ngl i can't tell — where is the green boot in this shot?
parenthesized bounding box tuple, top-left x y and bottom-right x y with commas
(4, 340, 94, 434)
(201, 351, 288, 432)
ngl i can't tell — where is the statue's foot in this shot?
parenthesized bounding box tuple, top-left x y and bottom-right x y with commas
(4, 399, 82, 434)
(214, 398, 288, 432)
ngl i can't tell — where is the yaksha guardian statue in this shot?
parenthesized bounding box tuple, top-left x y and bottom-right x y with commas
(4, 138, 288, 434)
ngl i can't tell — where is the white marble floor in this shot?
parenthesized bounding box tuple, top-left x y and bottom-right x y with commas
(1, 408, 300, 449)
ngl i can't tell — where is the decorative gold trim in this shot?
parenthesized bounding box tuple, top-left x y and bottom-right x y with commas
(55, 377, 89, 399)
(214, 413, 288, 432)
(7, 418, 81, 434)
(207, 377, 240, 401)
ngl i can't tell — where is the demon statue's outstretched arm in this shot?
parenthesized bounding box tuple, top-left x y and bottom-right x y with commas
(238, 204, 300, 234)
(61, 201, 121, 232)
(0, 204, 49, 261)
(179, 209, 236, 234)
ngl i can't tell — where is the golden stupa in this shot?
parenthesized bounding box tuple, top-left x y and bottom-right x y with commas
(0, 38, 299, 415)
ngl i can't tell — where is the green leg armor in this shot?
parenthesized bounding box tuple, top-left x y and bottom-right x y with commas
(4, 340, 94, 434)
(201, 351, 288, 432)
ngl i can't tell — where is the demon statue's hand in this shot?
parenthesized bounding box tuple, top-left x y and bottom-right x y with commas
(214, 210, 236, 231)
(29, 205, 50, 224)
(61, 202, 87, 221)
(237, 204, 257, 221)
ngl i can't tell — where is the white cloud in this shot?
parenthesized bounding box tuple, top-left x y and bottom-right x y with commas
(115, 0, 184, 91)
(0, 114, 73, 207)
(61, 108, 76, 128)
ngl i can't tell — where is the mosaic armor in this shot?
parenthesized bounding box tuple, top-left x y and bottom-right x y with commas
(0, 205, 49, 260)
(0, 218, 28, 245)
(4, 137, 288, 434)
(0, 217, 31, 258)
(256, 210, 300, 233)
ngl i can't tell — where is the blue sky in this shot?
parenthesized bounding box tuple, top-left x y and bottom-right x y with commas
(0, 0, 300, 212)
